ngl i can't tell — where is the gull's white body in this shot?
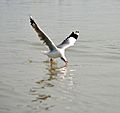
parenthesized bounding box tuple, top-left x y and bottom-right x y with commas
(46, 49, 61, 58)
(30, 16, 79, 66)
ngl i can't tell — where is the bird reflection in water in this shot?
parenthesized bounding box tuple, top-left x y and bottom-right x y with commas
(29, 63, 68, 111)
(47, 62, 68, 79)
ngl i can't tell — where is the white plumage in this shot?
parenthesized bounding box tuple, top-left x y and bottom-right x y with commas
(30, 16, 79, 66)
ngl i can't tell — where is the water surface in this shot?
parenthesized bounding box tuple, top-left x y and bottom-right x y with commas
(0, 0, 120, 113)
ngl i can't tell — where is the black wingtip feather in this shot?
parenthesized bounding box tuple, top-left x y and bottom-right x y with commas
(69, 32, 78, 40)
(29, 16, 36, 26)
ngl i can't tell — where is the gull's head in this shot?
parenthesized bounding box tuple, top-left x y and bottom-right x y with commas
(75, 31, 79, 36)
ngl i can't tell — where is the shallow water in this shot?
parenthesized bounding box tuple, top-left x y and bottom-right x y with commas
(0, 0, 120, 113)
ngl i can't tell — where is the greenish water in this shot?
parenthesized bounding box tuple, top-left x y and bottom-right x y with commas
(0, 0, 120, 113)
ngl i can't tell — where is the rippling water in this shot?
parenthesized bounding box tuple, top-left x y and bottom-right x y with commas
(0, 0, 120, 113)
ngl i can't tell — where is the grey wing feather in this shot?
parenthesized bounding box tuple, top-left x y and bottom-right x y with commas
(57, 37, 70, 49)
(57, 32, 79, 49)
(30, 16, 57, 51)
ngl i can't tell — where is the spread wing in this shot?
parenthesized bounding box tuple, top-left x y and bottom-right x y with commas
(57, 31, 79, 50)
(30, 16, 57, 51)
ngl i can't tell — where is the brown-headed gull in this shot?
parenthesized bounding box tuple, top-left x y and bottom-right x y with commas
(30, 16, 79, 66)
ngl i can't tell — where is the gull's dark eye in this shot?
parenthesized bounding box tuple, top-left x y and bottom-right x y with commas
(75, 31, 79, 33)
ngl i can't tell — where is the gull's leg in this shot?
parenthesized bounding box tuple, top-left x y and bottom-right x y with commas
(61, 57, 68, 67)
(50, 58, 56, 63)
(50, 58, 57, 69)
(50, 58, 53, 64)
(50, 58, 53, 67)
(64, 61, 68, 67)
(50, 58, 56, 65)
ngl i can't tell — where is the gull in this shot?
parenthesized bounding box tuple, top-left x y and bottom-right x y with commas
(29, 16, 79, 66)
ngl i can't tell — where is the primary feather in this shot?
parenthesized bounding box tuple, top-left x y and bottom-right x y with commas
(30, 16, 57, 51)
